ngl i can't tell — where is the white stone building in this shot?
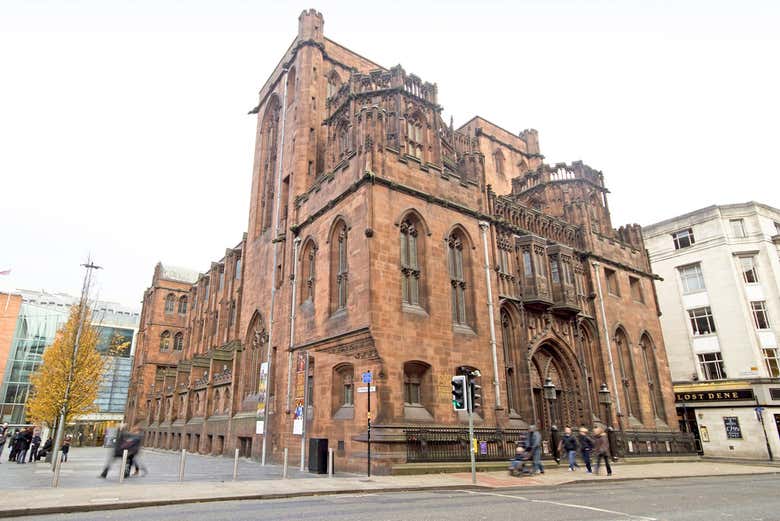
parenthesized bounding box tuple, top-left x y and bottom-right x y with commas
(644, 202, 780, 460)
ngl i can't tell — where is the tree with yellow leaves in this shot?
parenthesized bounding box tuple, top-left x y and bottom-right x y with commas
(26, 304, 105, 428)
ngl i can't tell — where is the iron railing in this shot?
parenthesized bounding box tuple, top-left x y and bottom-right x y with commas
(404, 427, 698, 463)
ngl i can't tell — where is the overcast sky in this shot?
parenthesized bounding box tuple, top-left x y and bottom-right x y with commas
(1, 0, 778, 308)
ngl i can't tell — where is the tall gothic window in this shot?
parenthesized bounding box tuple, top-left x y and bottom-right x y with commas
(164, 294, 175, 314)
(160, 330, 171, 351)
(178, 295, 188, 314)
(337, 121, 350, 160)
(447, 230, 469, 326)
(640, 334, 667, 423)
(330, 220, 348, 312)
(300, 239, 316, 304)
(405, 114, 424, 160)
(493, 149, 505, 176)
(400, 216, 422, 307)
(500, 310, 517, 414)
(258, 96, 281, 235)
(615, 327, 641, 423)
(173, 332, 183, 351)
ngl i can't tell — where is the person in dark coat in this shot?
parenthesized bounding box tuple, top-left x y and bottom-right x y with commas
(99, 428, 127, 478)
(593, 427, 612, 476)
(37, 437, 53, 461)
(15, 428, 32, 464)
(557, 427, 580, 471)
(28, 431, 42, 462)
(524, 424, 544, 475)
(60, 435, 71, 462)
(577, 427, 594, 473)
(7, 429, 19, 462)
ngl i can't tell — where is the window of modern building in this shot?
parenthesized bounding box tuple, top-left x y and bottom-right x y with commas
(763, 348, 780, 377)
(730, 219, 746, 238)
(629, 276, 644, 303)
(178, 296, 188, 314)
(605, 268, 620, 296)
(739, 256, 759, 284)
(688, 306, 716, 336)
(160, 330, 171, 351)
(698, 352, 726, 380)
(751, 301, 770, 330)
(678, 263, 706, 293)
(672, 228, 695, 250)
(164, 294, 175, 314)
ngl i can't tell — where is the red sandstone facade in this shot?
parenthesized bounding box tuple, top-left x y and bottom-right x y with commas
(126, 11, 681, 471)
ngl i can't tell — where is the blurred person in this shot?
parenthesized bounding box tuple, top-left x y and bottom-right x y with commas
(28, 429, 41, 462)
(524, 424, 544, 475)
(15, 427, 32, 464)
(593, 427, 612, 476)
(99, 426, 127, 478)
(577, 427, 594, 473)
(557, 427, 579, 471)
(125, 429, 147, 477)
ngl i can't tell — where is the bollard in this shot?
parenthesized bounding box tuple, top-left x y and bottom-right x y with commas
(119, 449, 128, 484)
(232, 448, 239, 481)
(282, 448, 289, 479)
(51, 451, 62, 488)
(178, 449, 186, 482)
(328, 448, 334, 478)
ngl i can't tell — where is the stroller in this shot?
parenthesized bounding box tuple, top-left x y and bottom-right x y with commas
(508, 445, 532, 477)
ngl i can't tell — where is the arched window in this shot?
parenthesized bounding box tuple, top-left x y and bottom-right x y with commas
(615, 327, 641, 423)
(178, 296, 188, 314)
(640, 334, 667, 423)
(160, 330, 171, 351)
(258, 96, 281, 235)
(164, 294, 175, 314)
(330, 220, 348, 313)
(500, 310, 518, 414)
(228, 300, 236, 329)
(580, 325, 605, 417)
(400, 215, 423, 307)
(300, 239, 317, 305)
(243, 313, 268, 400)
(493, 149, 505, 176)
(213, 389, 221, 415)
(173, 332, 183, 351)
(286, 67, 296, 107)
(405, 113, 425, 160)
(223, 388, 231, 414)
(194, 393, 201, 416)
(337, 121, 350, 159)
(447, 228, 470, 326)
(326, 70, 341, 98)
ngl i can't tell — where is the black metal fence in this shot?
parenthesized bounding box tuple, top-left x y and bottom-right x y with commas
(404, 427, 698, 463)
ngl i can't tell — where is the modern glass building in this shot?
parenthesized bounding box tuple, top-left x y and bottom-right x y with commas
(0, 290, 139, 442)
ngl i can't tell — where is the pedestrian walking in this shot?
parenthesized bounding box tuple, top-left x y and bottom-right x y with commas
(0, 423, 8, 464)
(15, 428, 32, 464)
(525, 424, 544, 475)
(125, 430, 147, 477)
(61, 435, 71, 462)
(7, 429, 18, 462)
(99, 427, 126, 478)
(557, 427, 579, 471)
(593, 427, 612, 476)
(28, 430, 41, 463)
(577, 427, 594, 473)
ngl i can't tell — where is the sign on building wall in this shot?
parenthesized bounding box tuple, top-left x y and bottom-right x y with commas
(724, 416, 742, 439)
(675, 389, 754, 403)
(256, 361, 268, 434)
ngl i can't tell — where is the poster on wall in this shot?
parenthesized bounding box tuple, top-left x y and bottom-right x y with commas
(292, 352, 307, 435)
(256, 361, 269, 429)
(700, 425, 710, 442)
(724, 416, 742, 439)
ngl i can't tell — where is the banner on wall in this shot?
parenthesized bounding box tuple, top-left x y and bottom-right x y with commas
(255, 361, 269, 434)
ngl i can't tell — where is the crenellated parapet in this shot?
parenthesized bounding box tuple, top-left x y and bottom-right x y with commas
(512, 160, 605, 195)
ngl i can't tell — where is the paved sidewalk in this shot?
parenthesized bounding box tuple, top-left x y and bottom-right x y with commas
(0, 459, 776, 518)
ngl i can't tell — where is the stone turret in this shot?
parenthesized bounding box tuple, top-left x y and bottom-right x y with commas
(298, 8, 324, 42)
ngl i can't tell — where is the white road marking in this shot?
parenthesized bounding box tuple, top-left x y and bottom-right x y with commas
(461, 490, 658, 521)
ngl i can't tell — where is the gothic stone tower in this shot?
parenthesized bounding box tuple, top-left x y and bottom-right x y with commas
(127, 10, 682, 473)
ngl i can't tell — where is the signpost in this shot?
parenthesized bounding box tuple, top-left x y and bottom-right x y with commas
(755, 401, 774, 461)
(362, 371, 372, 479)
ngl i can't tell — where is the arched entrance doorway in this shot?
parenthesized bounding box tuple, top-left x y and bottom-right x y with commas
(530, 342, 581, 430)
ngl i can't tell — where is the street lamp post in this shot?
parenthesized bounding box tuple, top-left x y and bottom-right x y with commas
(543, 377, 559, 462)
(598, 383, 619, 459)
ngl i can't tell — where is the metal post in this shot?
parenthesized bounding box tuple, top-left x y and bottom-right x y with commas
(367, 374, 372, 479)
(51, 451, 62, 488)
(178, 449, 186, 482)
(468, 409, 476, 485)
(282, 447, 289, 479)
(328, 447, 334, 478)
(232, 448, 239, 481)
(119, 449, 128, 483)
(756, 398, 774, 461)
(300, 352, 310, 472)
(478, 221, 502, 409)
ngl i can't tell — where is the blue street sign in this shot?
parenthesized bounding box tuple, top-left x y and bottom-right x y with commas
(362, 371, 372, 384)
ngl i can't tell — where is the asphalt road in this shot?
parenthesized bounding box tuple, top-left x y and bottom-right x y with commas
(9, 474, 780, 521)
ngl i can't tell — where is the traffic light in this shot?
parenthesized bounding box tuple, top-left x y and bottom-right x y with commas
(468, 379, 482, 412)
(451, 375, 468, 411)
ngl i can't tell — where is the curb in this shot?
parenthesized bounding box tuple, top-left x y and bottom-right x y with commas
(2, 470, 778, 518)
